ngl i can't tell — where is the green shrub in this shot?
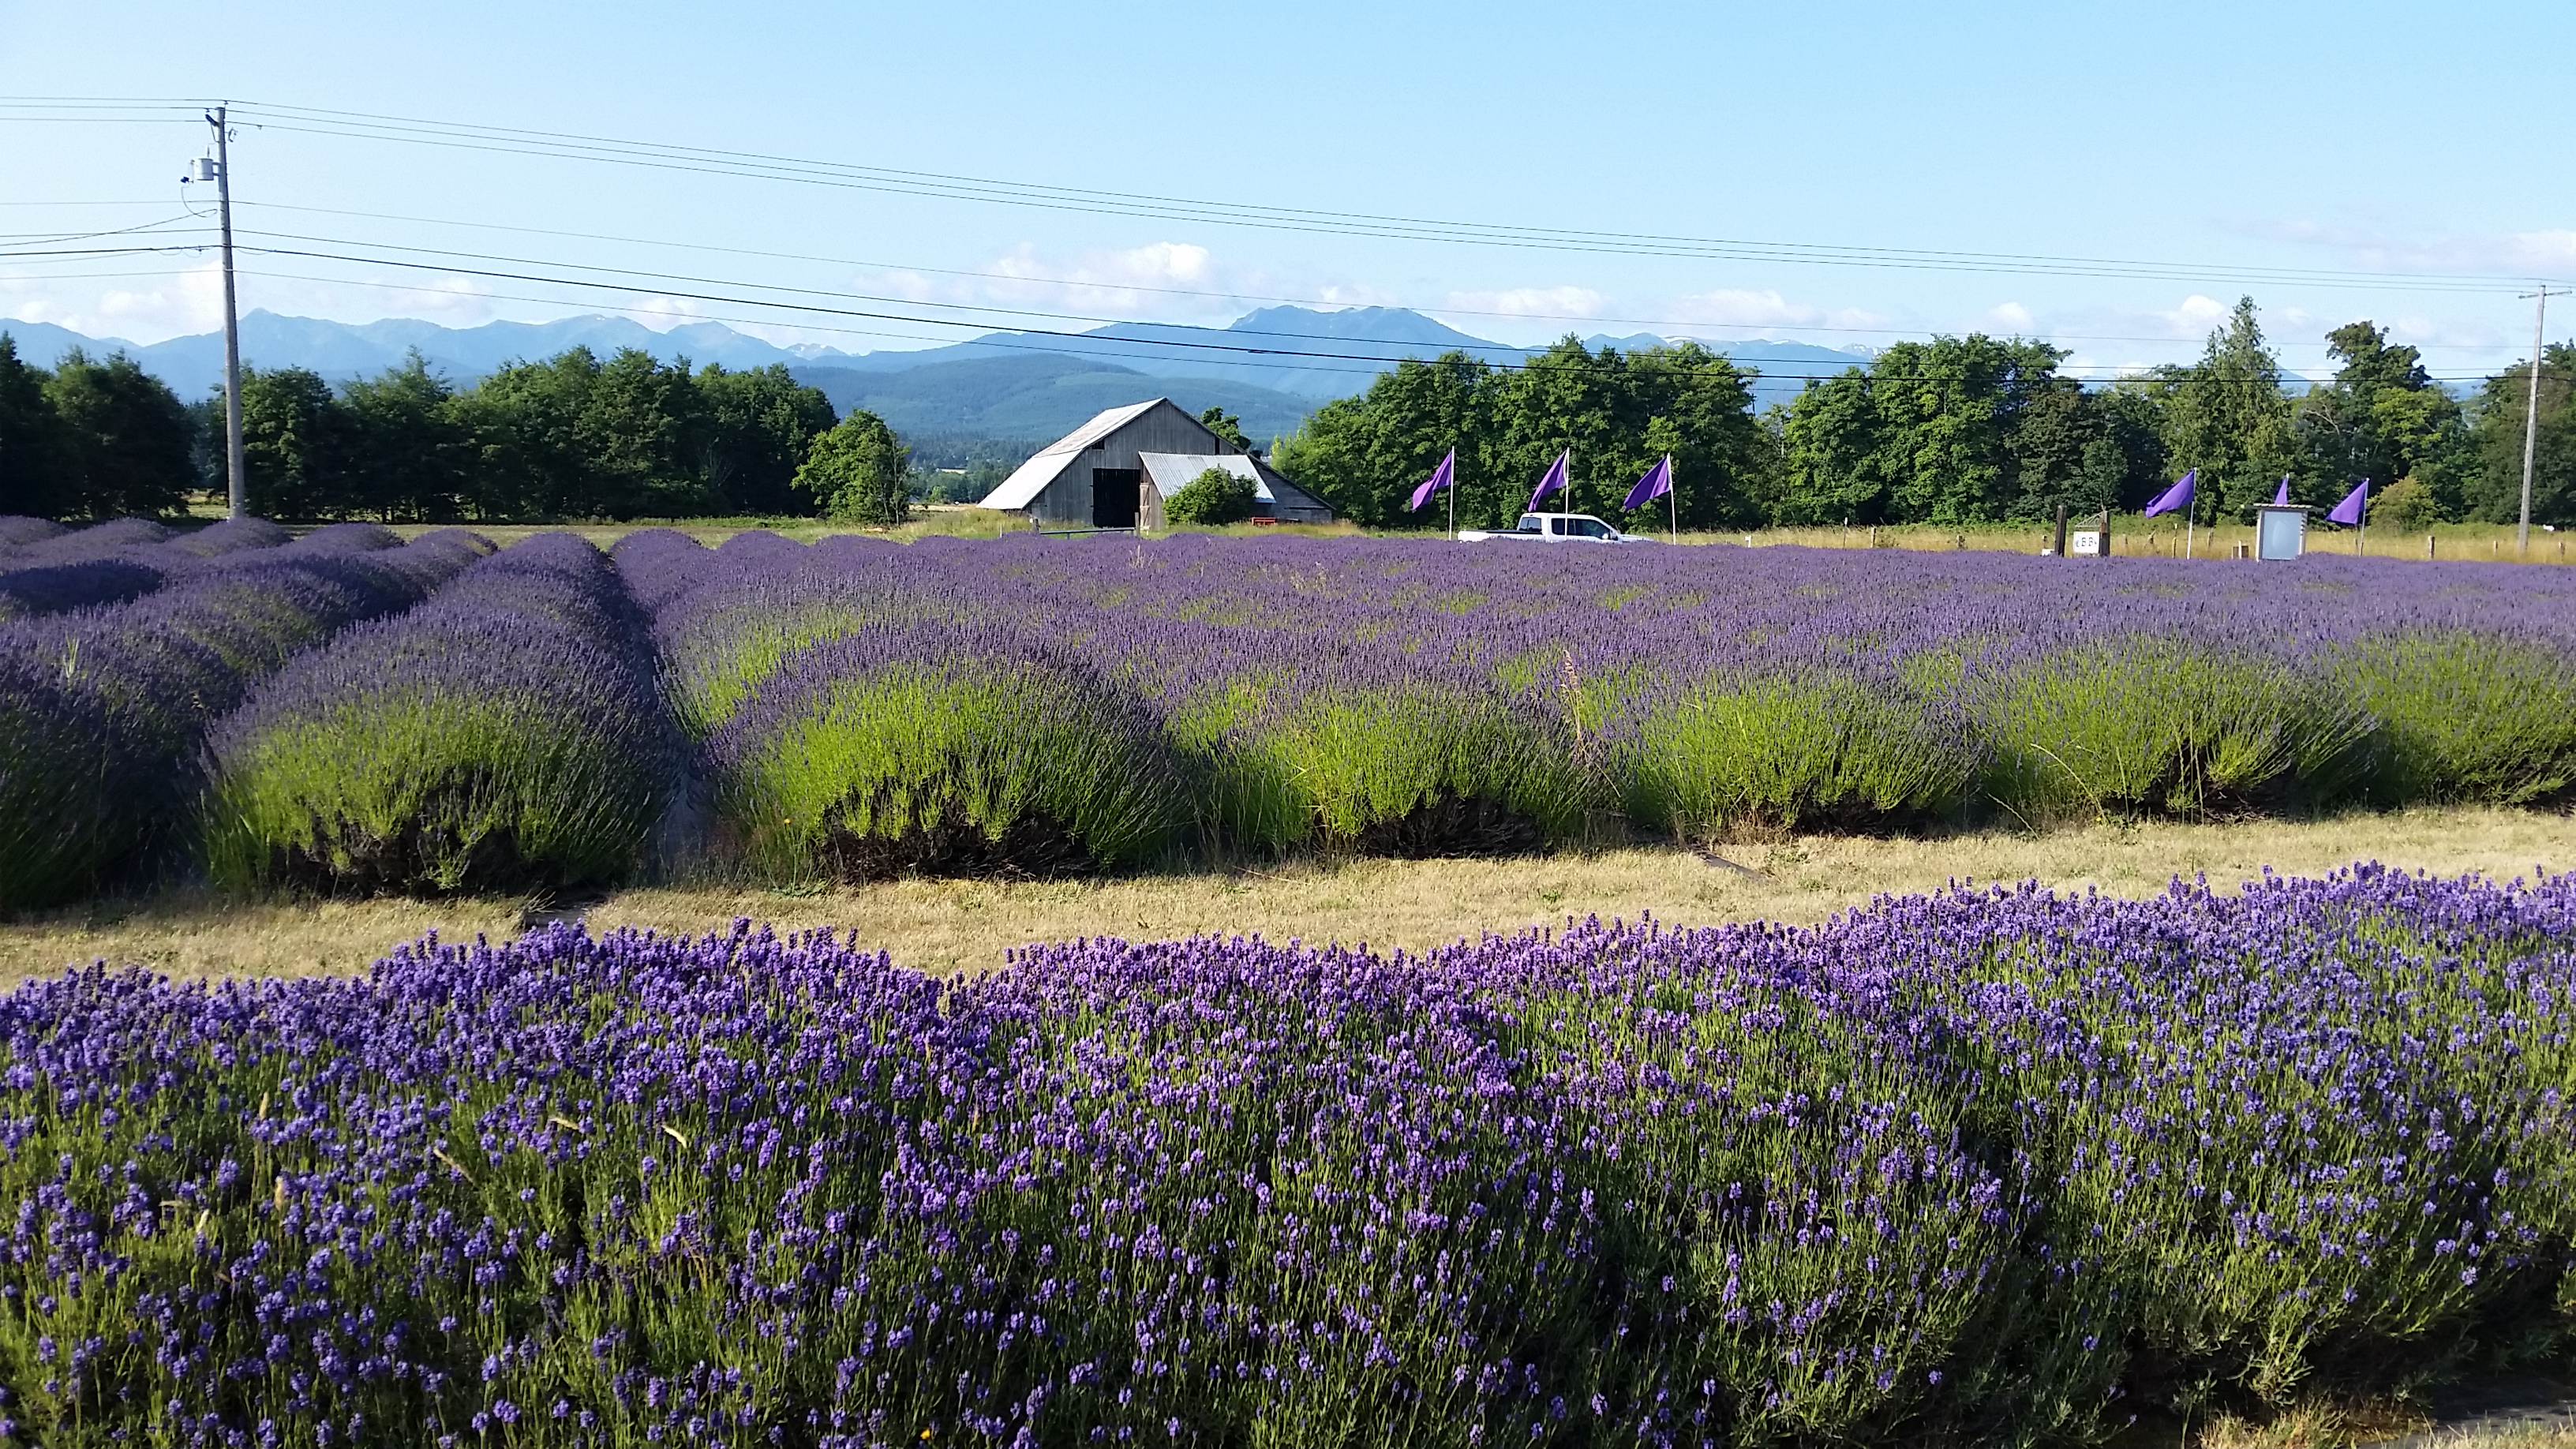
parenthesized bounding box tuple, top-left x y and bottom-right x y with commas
(1977, 638, 2376, 824)
(1622, 672, 1983, 840)
(1161, 466, 1257, 527)
(208, 690, 663, 895)
(2334, 630, 2576, 804)
(1166, 676, 1591, 856)
(2368, 474, 2447, 530)
(716, 656, 1187, 881)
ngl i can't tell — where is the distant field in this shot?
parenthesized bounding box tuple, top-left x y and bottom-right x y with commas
(367, 507, 2576, 564)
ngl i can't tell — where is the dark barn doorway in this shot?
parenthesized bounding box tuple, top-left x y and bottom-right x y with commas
(1091, 468, 1141, 529)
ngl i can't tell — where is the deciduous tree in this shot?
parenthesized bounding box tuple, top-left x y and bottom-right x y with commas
(43, 348, 197, 519)
(797, 408, 910, 525)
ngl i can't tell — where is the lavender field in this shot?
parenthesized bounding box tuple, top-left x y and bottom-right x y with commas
(6, 516, 2576, 908)
(6, 519, 2576, 1443)
(1, 865, 2570, 1445)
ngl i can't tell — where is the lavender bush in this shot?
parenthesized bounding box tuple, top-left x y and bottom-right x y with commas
(0, 531, 489, 910)
(0, 515, 172, 565)
(0, 515, 68, 548)
(708, 619, 1188, 878)
(0, 864, 2567, 1446)
(640, 535, 2576, 871)
(0, 517, 398, 627)
(0, 516, 314, 623)
(14, 531, 2576, 905)
(205, 534, 677, 896)
(0, 560, 165, 621)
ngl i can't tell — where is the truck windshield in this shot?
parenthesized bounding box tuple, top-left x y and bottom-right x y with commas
(1515, 515, 1546, 532)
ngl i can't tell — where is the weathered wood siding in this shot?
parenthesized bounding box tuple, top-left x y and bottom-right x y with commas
(1032, 402, 1221, 524)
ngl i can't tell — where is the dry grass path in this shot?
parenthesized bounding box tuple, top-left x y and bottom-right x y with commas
(6, 806, 2570, 988)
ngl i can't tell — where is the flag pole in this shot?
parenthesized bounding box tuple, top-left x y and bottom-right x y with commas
(1447, 446, 1456, 541)
(2357, 480, 2366, 556)
(2185, 493, 2195, 560)
(1667, 453, 1679, 540)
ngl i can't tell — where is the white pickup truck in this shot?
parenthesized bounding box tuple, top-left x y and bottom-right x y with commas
(1456, 512, 1661, 544)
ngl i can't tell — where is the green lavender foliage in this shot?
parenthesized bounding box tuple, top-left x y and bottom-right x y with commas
(200, 536, 673, 897)
(657, 558, 942, 738)
(206, 689, 665, 895)
(1975, 638, 2379, 824)
(715, 653, 1189, 880)
(2332, 630, 2576, 805)
(1164, 676, 1594, 856)
(1620, 672, 1984, 840)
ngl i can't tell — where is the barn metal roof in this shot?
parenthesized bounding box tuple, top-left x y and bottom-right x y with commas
(976, 399, 1174, 511)
(1137, 452, 1266, 498)
(1137, 453, 1333, 518)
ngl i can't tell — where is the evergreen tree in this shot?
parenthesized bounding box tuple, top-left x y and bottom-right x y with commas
(340, 352, 473, 522)
(1196, 406, 1252, 453)
(1271, 352, 1488, 529)
(2157, 297, 2295, 521)
(2292, 322, 2473, 519)
(699, 364, 837, 515)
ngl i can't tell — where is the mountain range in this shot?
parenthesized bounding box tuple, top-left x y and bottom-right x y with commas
(0, 306, 1874, 446)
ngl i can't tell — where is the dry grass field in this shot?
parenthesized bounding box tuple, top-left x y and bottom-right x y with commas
(7, 804, 2570, 989)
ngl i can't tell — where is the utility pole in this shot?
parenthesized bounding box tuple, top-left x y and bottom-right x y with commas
(208, 107, 246, 519)
(2518, 286, 2549, 556)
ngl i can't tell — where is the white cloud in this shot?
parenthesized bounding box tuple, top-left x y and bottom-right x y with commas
(2167, 294, 2230, 332)
(866, 241, 1285, 326)
(1442, 285, 1611, 319)
(2256, 219, 2576, 278)
(0, 259, 230, 343)
(1982, 301, 2036, 332)
(1669, 286, 1817, 328)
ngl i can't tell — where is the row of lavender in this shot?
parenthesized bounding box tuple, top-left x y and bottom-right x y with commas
(0, 522, 491, 909)
(2, 866, 2568, 1444)
(0, 516, 318, 620)
(9, 524, 2576, 904)
(619, 530, 2576, 886)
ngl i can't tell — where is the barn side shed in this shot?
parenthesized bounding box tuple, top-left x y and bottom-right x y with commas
(976, 397, 1333, 527)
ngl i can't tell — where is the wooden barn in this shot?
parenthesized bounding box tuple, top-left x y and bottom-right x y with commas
(976, 398, 1333, 527)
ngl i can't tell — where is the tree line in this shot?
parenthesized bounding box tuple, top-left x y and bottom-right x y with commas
(6, 301, 2570, 532)
(0, 339, 919, 525)
(1274, 298, 2575, 531)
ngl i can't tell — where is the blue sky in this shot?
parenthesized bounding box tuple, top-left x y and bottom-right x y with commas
(2, 0, 2570, 385)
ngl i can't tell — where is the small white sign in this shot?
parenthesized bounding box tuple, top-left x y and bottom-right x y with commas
(2069, 530, 2103, 556)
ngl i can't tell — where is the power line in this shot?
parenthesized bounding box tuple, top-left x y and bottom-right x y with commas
(0, 95, 2560, 295)
(3, 238, 2526, 388)
(216, 199, 2484, 354)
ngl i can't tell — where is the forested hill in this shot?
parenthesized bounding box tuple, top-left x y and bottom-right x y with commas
(0, 307, 1873, 424)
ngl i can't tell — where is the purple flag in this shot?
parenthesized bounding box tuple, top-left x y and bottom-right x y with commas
(1623, 455, 1672, 511)
(2272, 476, 2291, 507)
(1407, 449, 1455, 512)
(2327, 478, 2368, 526)
(1527, 450, 1570, 513)
(2144, 469, 2196, 518)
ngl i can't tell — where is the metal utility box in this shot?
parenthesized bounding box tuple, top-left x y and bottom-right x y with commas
(2254, 505, 2308, 561)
